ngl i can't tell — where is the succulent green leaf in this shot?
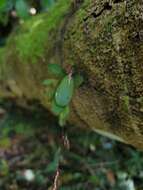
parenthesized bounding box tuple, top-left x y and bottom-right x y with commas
(55, 75, 74, 107)
(51, 100, 65, 116)
(48, 63, 66, 77)
(59, 106, 70, 127)
(74, 74, 84, 88)
(43, 79, 58, 86)
(15, 0, 30, 20)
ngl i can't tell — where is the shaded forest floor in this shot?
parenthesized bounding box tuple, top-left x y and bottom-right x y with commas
(0, 105, 142, 190)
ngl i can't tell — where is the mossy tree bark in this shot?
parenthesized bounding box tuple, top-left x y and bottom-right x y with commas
(0, 0, 143, 149)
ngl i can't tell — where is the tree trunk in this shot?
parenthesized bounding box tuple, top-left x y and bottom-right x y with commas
(0, 0, 143, 149)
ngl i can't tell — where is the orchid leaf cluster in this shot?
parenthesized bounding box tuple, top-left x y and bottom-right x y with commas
(43, 63, 83, 126)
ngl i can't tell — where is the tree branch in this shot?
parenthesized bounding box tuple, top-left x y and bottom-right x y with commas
(0, 0, 143, 149)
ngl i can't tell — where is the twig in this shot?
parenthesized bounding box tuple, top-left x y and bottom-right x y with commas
(52, 168, 60, 190)
(52, 129, 70, 190)
(62, 133, 70, 150)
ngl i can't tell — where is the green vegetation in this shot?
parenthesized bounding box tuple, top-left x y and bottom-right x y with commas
(0, 0, 56, 24)
(43, 63, 83, 126)
(0, 110, 142, 190)
(14, 0, 70, 64)
(0, 0, 143, 190)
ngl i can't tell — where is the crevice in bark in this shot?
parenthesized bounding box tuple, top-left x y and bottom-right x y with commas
(83, 2, 112, 22)
(83, 0, 125, 23)
(91, 2, 112, 18)
(113, 0, 124, 3)
(56, 0, 84, 66)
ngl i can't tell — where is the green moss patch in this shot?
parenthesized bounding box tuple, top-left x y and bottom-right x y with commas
(14, 0, 71, 64)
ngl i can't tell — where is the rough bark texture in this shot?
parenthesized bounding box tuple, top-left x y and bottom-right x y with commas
(0, 0, 143, 149)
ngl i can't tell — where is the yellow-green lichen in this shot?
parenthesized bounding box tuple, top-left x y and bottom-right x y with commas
(121, 95, 130, 112)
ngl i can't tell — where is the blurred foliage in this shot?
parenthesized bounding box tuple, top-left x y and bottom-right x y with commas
(0, 0, 56, 23)
(0, 0, 56, 46)
(44, 63, 83, 127)
(0, 108, 142, 190)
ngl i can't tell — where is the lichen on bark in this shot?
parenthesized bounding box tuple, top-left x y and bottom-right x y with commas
(63, 0, 143, 148)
